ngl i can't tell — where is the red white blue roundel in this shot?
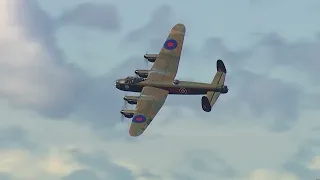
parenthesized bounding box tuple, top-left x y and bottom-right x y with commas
(164, 39, 178, 50)
(132, 114, 147, 123)
(179, 87, 187, 94)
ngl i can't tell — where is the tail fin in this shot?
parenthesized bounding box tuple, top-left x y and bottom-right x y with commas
(201, 60, 227, 112)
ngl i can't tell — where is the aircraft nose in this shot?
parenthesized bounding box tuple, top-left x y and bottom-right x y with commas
(115, 80, 120, 88)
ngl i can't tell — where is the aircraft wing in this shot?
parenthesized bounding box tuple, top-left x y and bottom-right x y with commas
(129, 86, 168, 136)
(147, 23, 186, 81)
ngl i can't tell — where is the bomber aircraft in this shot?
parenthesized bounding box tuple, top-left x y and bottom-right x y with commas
(115, 23, 228, 137)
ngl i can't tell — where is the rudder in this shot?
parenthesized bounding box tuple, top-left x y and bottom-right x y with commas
(201, 59, 227, 112)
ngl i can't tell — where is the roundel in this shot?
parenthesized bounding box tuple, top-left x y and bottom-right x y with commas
(163, 39, 178, 50)
(179, 87, 187, 94)
(132, 114, 147, 123)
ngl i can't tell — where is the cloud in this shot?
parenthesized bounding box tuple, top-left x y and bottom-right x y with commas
(125, 5, 174, 45)
(171, 173, 194, 180)
(0, 98, 317, 180)
(0, 148, 82, 179)
(248, 169, 299, 180)
(282, 140, 320, 180)
(0, 0, 124, 127)
(0, 126, 36, 150)
(249, 33, 320, 82)
(0, 0, 91, 118)
(0, 173, 12, 180)
(309, 156, 320, 170)
(56, 2, 121, 31)
(0, 141, 97, 180)
(62, 169, 100, 180)
(39, 148, 84, 176)
(226, 70, 302, 131)
(70, 150, 135, 180)
(183, 149, 238, 178)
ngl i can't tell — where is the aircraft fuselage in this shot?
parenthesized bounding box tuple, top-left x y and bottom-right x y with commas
(115, 78, 228, 95)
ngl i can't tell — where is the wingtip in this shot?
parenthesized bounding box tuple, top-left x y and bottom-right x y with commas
(172, 23, 186, 33)
(216, 59, 226, 73)
(129, 129, 142, 137)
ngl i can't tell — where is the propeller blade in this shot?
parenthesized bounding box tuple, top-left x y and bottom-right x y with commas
(145, 59, 149, 69)
(120, 93, 128, 123)
(124, 100, 128, 109)
(120, 114, 124, 122)
(144, 51, 148, 68)
(145, 51, 149, 69)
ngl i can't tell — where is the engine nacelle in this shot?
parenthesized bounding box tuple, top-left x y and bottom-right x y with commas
(135, 70, 150, 78)
(120, 110, 134, 118)
(144, 54, 158, 62)
(123, 96, 139, 105)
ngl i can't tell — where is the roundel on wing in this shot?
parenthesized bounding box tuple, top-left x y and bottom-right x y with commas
(132, 114, 147, 123)
(163, 39, 178, 50)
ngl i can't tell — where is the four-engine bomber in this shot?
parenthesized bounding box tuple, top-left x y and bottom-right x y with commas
(115, 23, 229, 137)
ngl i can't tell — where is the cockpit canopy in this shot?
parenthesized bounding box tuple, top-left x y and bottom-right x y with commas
(124, 76, 146, 84)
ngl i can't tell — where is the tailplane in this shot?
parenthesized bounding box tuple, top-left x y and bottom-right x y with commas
(201, 59, 227, 112)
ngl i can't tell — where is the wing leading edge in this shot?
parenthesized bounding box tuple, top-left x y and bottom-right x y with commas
(147, 23, 186, 81)
(129, 86, 168, 136)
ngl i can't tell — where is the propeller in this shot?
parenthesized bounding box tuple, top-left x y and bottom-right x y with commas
(144, 51, 150, 69)
(118, 50, 152, 122)
(120, 93, 129, 122)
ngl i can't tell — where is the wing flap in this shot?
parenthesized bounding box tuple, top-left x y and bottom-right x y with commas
(129, 86, 168, 136)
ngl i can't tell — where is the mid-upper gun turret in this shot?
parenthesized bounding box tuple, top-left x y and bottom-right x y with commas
(144, 54, 158, 62)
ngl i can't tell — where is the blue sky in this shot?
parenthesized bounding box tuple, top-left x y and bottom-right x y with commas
(0, 0, 319, 179)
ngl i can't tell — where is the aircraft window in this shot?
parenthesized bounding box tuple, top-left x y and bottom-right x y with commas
(135, 78, 145, 83)
(125, 77, 134, 84)
(125, 77, 145, 84)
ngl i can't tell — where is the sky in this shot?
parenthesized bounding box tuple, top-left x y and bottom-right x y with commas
(0, 0, 319, 179)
